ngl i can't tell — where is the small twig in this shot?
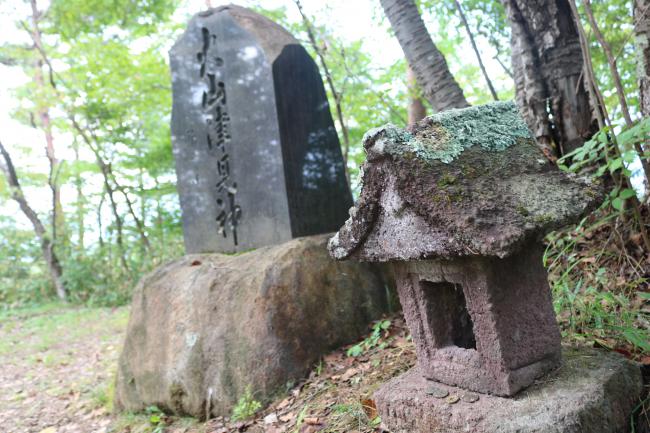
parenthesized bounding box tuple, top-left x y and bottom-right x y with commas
(582, 0, 650, 186)
(453, 0, 499, 101)
(294, 0, 351, 185)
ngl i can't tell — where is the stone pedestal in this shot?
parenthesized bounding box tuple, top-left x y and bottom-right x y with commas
(393, 241, 562, 396)
(375, 347, 643, 433)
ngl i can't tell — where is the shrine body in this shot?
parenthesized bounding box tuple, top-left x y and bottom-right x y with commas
(329, 101, 601, 396)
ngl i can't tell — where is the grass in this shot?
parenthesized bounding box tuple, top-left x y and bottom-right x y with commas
(0, 302, 129, 358)
(545, 217, 650, 360)
(92, 368, 117, 411)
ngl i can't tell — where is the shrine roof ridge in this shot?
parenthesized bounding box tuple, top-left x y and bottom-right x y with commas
(362, 101, 532, 165)
(329, 101, 602, 262)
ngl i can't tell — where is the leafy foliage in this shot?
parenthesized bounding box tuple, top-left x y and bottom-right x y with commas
(347, 319, 392, 357)
(547, 118, 650, 358)
(0, 1, 648, 369)
(47, 0, 178, 40)
(231, 387, 262, 421)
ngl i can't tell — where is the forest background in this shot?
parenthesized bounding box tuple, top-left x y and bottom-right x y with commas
(0, 0, 648, 359)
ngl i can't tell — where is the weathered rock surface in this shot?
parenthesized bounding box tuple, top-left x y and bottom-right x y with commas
(329, 101, 602, 261)
(392, 241, 562, 396)
(375, 347, 643, 433)
(114, 234, 388, 418)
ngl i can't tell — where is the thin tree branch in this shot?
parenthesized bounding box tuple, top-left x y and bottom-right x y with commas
(0, 139, 67, 300)
(582, 0, 650, 188)
(294, 0, 351, 185)
(570, 0, 650, 252)
(454, 0, 499, 101)
(494, 53, 514, 79)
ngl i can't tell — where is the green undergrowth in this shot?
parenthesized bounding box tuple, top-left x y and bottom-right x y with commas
(231, 387, 263, 421)
(546, 121, 650, 359)
(545, 215, 650, 358)
(0, 303, 129, 357)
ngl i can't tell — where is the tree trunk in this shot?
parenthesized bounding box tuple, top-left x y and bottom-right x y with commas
(407, 66, 427, 126)
(380, 0, 469, 112)
(109, 168, 151, 252)
(502, 0, 598, 158)
(69, 116, 130, 272)
(636, 0, 650, 118)
(0, 140, 67, 300)
(29, 0, 66, 249)
(154, 177, 165, 250)
(73, 141, 85, 251)
(98, 161, 129, 272)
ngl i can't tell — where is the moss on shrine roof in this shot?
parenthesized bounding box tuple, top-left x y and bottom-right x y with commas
(363, 101, 532, 164)
(336, 101, 603, 261)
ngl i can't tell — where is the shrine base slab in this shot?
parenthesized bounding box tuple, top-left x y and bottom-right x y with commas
(375, 347, 643, 433)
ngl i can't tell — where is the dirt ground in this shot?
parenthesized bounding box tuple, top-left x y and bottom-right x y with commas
(0, 305, 129, 433)
(0, 304, 415, 433)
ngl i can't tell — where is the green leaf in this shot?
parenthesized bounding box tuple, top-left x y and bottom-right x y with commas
(623, 329, 650, 352)
(618, 189, 636, 200)
(611, 197, 624, 211)
(608, 158, 623, 172)
(347, 344, 363, 357)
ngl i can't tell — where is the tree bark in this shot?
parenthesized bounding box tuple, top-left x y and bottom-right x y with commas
(380, 0, 469, 112)
(0, 140, 67, 300)
(502, 0, 598, 158)
(454, 0, 499, 101)
(407, 66, 427, 126)
(636, 0, 650, 118)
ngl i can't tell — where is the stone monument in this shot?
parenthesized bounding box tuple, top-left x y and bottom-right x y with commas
(329, 101, 644, 432)
(114, 7, 391, 419)
(170, 5, 352, 254)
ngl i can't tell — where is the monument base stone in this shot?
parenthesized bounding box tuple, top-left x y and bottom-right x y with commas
(114, 234, 388, 418)
(375, 347, 643, 433)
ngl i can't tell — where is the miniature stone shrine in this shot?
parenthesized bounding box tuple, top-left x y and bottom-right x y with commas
(170, 5, 352, 254)
(329, 102, 643, 432)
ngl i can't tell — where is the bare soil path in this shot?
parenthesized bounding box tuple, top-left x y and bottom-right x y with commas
(0, 304, 414, 433)
(0, 305, 128, 433)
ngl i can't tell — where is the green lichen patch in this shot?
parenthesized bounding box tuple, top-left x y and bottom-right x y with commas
(377, 101, 532, 164)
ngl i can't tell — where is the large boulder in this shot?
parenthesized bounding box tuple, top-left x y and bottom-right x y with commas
(114, 234, 388, 418)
